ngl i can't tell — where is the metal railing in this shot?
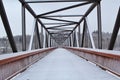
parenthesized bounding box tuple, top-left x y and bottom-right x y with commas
(65, 47, 120, 77)
(0, 48, 56, 80)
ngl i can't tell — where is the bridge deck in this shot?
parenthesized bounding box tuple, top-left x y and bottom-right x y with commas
(12, 48, 119, 80)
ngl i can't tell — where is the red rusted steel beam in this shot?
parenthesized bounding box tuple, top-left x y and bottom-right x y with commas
(0, 48, 56, 80)
(67, 48, 120, 60)
(0, 48, 54, 65)
(64, 47, 120, 77)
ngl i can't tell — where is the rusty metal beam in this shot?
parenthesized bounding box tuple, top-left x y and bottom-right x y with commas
(65, 47, 120, 77)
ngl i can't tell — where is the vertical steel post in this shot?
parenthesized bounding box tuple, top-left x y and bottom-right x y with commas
(72, 32, 75, 47)
(70, 34, 73, 47)
(34, 28, 38, 49)
(78, 25, 81, 47)
(69, 36, 72, 47)
(81, 20, 86, 47)
(45, 32, 48, 47)
(108, 7, 120, 50)
(73, 31, 75, 47)
(97, 2, 102, 49)
(74, 30, 77, 47)
(22, 4, 26, 51)
(51, 38, 52, 47)
(41, 26, 43, 48)
(47, 34, 50, 47)
(0, 0, 17, 52)
(67, 38, 69, 46)
(84, 21, 88, 47)
(75, 31, 78, 47)
(50, 36, 51, 47)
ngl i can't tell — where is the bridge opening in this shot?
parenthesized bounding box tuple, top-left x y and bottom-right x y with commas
(0, 0, 120, 80)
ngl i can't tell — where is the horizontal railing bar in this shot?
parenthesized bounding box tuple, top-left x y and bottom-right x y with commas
(64, 47, 120, 77)
(0, 48, 56, 80)
(0, 48, 53, 65)
(71, 48, 120, 59)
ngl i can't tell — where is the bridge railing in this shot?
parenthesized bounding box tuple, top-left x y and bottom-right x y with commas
(65, 47, 120, 77)
(0, 48, 56, 80)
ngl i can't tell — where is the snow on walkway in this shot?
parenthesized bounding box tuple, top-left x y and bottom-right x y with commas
(12, 48, 119, 80)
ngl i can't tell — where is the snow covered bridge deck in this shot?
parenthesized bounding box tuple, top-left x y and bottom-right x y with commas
(11, 48, 120, 80)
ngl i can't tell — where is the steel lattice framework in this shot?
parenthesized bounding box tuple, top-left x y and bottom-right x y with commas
(20, 0, 102, 50)
(0, 0, 120, 52)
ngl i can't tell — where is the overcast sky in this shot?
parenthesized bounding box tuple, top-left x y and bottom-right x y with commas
(0, 0, 120, 38)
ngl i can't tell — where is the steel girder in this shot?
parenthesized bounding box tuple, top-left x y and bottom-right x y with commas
(19, 0, 102, 46)
(108, 7, 120, 50)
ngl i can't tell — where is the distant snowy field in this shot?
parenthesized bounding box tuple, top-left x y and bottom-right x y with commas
(12, 48, 120, 80)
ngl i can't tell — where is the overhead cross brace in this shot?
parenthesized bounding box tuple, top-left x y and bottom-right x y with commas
(25, 0, 101, 3)
(19, 0, 54, 38)
(40, 17, 78, 23)
(67, 2, 99, 38)
(36, 1, 92, 17)
(25, 0, 89, 3)
(42, 15, 83, 17)
(46, 23, 76, 29)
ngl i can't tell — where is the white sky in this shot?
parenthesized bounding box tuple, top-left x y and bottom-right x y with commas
(0, 0, 120, 38)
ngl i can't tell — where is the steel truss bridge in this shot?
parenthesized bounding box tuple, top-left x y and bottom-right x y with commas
(0, 0, 120, 80)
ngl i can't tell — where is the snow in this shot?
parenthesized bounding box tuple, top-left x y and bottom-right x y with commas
(12, 48, 119, 80)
